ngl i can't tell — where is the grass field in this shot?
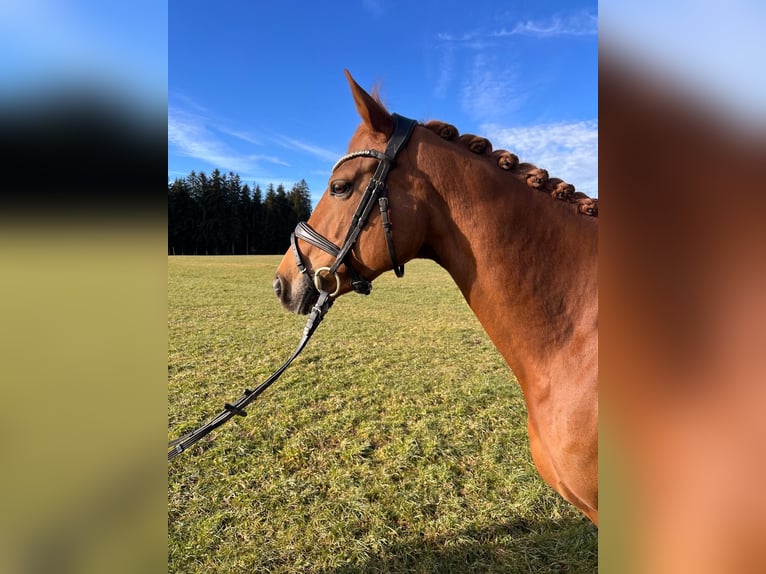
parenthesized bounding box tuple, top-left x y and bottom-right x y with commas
(168, 256, 597, 573)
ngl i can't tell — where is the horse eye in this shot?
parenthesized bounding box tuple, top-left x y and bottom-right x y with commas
(330, 180, 353, 198)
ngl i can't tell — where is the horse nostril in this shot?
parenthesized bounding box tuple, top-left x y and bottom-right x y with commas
(273, 276, 283, 298)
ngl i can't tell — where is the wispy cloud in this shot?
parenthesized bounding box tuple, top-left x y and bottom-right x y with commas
(433, 42, 456, 99)
(460, 54, 526, 121)
(273, 135, 339, 162)
(217, 125, 261, 146)
(433, 11, 595, 105)
(168, 108, 250, 172)
(168, 94, 341, 186)
(168, 106, 289, 172)
(245, 153, 290, 167)
(482, 120, 598, 196)
(171, 92, 209, 114)
(491, 12, 597, 38)
(438, 11, 597, 44)
(437, 32, 470, 42)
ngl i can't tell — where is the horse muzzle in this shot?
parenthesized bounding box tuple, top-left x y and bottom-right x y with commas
(273, 273, 319, 315)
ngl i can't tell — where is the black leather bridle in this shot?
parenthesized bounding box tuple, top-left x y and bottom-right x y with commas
(291, 113, 417, 298)
(168, 113, 417, 460)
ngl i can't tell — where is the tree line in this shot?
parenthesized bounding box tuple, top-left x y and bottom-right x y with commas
(168, 169, 312, 255)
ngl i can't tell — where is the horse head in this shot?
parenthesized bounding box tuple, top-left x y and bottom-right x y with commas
(274, 71, 428, 314)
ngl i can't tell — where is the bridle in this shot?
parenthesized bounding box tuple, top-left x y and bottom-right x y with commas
(291, 113, 417, 298)
(168, 113, 417, 460)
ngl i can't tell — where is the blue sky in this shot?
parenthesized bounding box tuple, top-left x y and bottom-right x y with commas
(169, 1, 598, 204)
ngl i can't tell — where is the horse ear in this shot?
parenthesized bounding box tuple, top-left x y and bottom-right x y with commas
(344, 70, 394, 137)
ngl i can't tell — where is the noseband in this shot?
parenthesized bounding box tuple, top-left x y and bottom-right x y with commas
(291, 113, 417, 297)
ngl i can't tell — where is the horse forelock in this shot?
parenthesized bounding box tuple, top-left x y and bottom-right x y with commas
(421, 119, 597, 216)
(369, 83, 385, 106)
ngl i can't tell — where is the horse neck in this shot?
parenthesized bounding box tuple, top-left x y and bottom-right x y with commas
(418, 147, 598, 388)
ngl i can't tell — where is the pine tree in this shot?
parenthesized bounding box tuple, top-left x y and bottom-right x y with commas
(225, 172, 243, 254)
(262, 183, 280, 253)
(239, 183, 252, 255)
(168, 171, 313, 254)
(251, 184, 263, 253)
(289, 179, 312, 222)
(168, 178, 194, 254)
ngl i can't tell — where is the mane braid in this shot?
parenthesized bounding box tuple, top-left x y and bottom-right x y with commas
(421, 119, 598, 217)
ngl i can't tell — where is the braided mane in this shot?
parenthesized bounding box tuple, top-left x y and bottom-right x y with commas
(422, 120, 598, 217)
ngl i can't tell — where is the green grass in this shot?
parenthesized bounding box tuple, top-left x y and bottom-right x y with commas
(168, 256, 596, 573)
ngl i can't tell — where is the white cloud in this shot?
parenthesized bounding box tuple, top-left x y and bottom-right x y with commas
(433, 43, 455, 99)
(482, 120, 598, 196)
(217, 126, 261, 146)
(168, 98, 341, 187)
(461, 54, 525, 121)
(491, 12, 597, 38)
(435, 11, 595, 107)
(168, 106, 290, 173)
(245, 153, 290, 167)
(168, 108, 250, 172)
(274, 135, 340, 162)
(437, 11, 597, 45)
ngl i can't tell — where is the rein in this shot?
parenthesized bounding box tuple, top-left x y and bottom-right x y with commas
(167, 292, 330, 460)
(168, 114, 417, 461)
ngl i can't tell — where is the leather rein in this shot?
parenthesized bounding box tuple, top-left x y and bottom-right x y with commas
(168, 114, 417, 460)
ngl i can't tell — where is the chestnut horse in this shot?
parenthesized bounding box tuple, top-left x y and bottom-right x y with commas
(274, 72, 598, 524)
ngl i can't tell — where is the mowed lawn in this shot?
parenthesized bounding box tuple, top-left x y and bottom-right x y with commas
(168, 256, 597, 573)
